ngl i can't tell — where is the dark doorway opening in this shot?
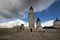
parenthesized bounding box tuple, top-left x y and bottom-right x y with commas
(20, 27, 22, 32)
(30, 29, 32, 32)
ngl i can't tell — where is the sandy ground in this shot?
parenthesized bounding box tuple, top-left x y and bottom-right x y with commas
(0, 32, 60, 40)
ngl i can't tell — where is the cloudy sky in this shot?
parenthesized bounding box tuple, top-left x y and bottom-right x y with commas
(0, 0, 60, 28)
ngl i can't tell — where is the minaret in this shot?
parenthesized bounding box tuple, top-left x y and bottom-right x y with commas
(29, 6, 34, 32)
(36, 17, 41, 29)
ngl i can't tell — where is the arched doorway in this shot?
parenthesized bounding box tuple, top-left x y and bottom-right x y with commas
(30, 29, 32, 32)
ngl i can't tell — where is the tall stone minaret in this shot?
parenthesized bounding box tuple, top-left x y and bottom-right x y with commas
(29, 6, 34, 32)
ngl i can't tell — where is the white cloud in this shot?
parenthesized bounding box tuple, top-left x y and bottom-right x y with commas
(41, 20, 54, 27)
(0, 19, 27, 28)
(0, 20, 55, 28)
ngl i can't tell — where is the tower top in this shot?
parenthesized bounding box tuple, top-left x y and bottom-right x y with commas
(37, 17, 40, 22)
(29, 6, 33, 11)
(56, 18, 58, 21)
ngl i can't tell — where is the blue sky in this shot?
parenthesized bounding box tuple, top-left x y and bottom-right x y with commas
(22, 0, 60, 23)
(0, 0, 60, 28)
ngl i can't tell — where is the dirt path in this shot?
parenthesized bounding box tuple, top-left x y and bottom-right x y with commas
(0, 32, 60, 40)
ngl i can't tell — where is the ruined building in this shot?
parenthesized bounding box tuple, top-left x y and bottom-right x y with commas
(20, 24, 25, 32)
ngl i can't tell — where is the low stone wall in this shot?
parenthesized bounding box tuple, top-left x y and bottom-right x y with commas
(42, 29, 60, 33)
(0, 28, 18, 33)
(0, 28, 60, 33)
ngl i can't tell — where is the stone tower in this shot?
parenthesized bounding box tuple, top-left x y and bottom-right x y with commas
(29, 6, 34, 32)
(36, 17, 41, 29)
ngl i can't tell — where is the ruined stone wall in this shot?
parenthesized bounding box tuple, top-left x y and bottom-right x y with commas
(0, 26, 20, 33)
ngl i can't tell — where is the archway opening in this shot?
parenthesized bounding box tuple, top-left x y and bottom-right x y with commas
(30, 29, 32, 32)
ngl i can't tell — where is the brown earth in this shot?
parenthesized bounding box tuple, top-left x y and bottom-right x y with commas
(0, 32, 60, 40)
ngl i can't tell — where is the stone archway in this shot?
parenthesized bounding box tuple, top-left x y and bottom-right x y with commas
(30, 28, 32, 32)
